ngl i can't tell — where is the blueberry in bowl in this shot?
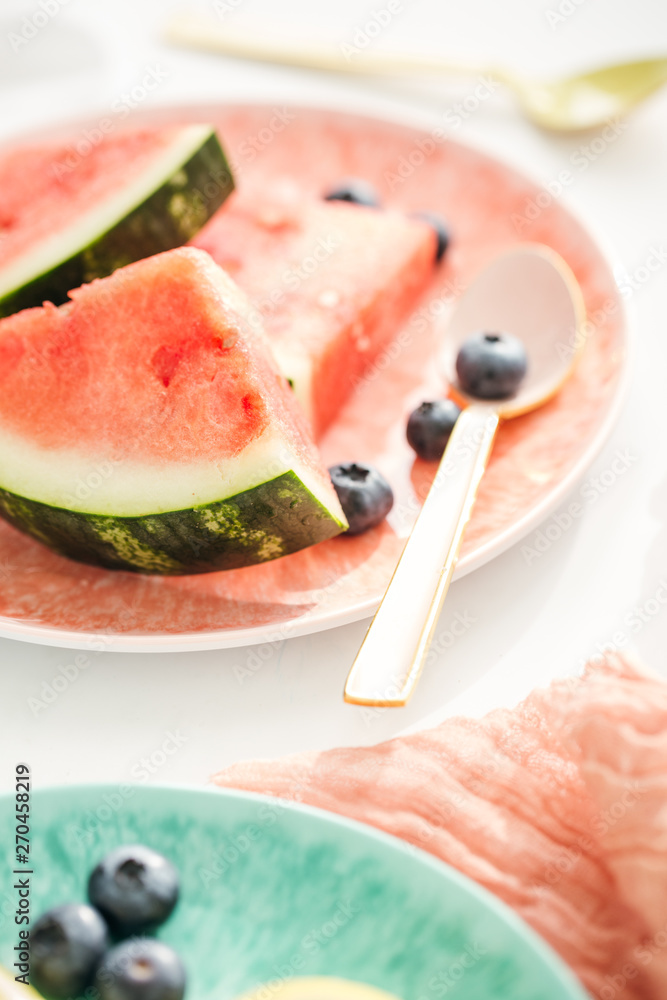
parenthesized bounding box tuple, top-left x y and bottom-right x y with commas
(30, 903, 109, 1000)
(1, 785, 589, 1000)
(88, 844, 180, 937)
(94, 939, 186, 1000)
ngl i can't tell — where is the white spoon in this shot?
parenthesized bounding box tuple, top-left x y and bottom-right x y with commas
(343, 245, 585, 707)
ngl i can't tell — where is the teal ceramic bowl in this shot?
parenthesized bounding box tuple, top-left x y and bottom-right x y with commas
(0, 785, 586, 1000)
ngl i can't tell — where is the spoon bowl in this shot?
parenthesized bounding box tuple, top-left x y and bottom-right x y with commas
(512, 57, 667, 131)
(344, 245, 585, 707)
(442, 245, 585, 418)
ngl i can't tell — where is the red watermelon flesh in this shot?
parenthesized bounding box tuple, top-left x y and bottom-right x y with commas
(0, 123, 232, 318)
(0, 247, 346, 574)
(0, 129, 193, 266)
(1, 253, 277, 463)
(192, 179, 437, 436)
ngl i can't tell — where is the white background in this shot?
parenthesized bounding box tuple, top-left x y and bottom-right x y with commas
(1, 0, 667, 791)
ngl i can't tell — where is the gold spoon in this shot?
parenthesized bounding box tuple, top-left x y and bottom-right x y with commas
(164, 15, 667, 132)
(343, 245, 585, 707)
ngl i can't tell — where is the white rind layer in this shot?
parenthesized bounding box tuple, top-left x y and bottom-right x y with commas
(0, 124, 215, 301)
(0, 423, 337, 517)
(271, 344, 314, 423)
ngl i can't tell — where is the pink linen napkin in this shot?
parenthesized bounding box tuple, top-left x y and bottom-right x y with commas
(213, 654, 667, 1000)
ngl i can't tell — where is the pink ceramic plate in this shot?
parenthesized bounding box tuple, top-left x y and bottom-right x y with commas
(0, 104, 628, 651)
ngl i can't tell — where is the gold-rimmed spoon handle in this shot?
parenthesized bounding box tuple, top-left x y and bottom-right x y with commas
(344, 404, 499, 707)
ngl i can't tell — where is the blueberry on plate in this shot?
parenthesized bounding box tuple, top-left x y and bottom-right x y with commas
(323, 178, 381, 208)
(406, 399, 461, 461)
(411, 211, 450, 263)
(30, 903, 109, 1000)
(94, 939, 186, 1000)
(329, 463, 393, 535)
(455, 330, 528, 400)
(88, 845, 179, 936)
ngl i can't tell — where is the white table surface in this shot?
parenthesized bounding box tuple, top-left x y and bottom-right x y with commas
(1, 0, 667, 792)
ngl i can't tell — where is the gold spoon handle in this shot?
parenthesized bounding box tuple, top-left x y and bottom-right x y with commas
(164, 13, 498, 81)
(344, 404, 500, 708)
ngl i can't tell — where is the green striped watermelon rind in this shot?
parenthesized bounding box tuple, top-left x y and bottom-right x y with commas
(0, 471, 347, 576)
(0, 129, 233, 318)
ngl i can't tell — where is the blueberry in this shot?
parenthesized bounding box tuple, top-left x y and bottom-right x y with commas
(94, 939, 186, 1000)
(88, 845, 179, 936)
(412, 211, 450, 263)
(30, 903, 109, 1000)
(323, 178, 381, 208)
(455, 331, 528, 400)
(329, 463, 393, 535)
(407, 399, 461, 461)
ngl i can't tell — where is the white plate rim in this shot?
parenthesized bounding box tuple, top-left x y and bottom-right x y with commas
(0, 101, 632, 652)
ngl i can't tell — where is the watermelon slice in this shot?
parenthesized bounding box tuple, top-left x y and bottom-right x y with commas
(192, 180, 437, 436)
(0, 124, 233, 318)
(0, 247, 347, 575)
